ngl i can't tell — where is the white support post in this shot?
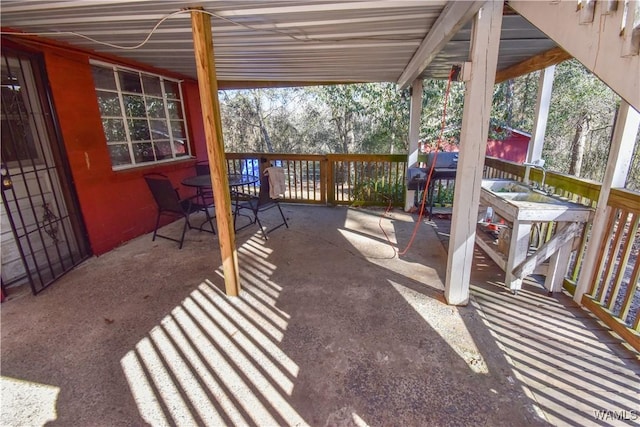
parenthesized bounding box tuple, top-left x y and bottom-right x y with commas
(445, 0, 503, 305)
(405, 79, 423, 211)
(574, 101, 640, 304)
(527, 65, 555, 163)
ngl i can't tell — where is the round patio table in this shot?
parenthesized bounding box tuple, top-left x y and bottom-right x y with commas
(181, 173, 260, 189)
(182, 173, 260, 231)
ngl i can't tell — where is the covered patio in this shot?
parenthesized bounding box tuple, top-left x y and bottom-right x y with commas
(1, 205, 638, 425)
(1, 1, 640, 425)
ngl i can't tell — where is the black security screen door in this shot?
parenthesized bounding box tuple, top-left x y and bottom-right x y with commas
(1, 50, 90, 295)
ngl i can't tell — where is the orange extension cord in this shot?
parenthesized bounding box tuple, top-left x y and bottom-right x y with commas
(380, 67, 456, 256)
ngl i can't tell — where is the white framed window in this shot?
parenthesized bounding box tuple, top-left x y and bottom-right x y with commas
(90, 61, 191, 169)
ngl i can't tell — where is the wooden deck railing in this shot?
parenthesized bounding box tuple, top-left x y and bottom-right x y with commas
(226, 153, 327, 203)
(327, 154, 407, 206)
(225, 153, 407, 206)
(581, 188, 640, 350)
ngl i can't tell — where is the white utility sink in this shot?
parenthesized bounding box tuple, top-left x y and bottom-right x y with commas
(480, 179, 591, 222)
(477, 179, 593, 294)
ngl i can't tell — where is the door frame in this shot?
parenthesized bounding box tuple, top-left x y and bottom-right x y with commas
(1, 48, 91, 295)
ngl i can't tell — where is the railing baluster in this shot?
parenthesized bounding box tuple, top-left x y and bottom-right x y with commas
(592, 207, 621, 300)
(570, 222, 591, 282)
(618, 248, 639, 323)
(325, 157, 333, 204)
(304, 161, 309, 201)
(598, 209, 629, 305)
(607, 212, 639, 313)
(298, 160, 303, 200)
(286, 160, 292, 197)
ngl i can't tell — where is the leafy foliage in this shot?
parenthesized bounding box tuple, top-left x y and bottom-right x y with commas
(543, 60, 618, 181)
(219, 60, 638, 189)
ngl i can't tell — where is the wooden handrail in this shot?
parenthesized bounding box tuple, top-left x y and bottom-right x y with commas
(484, 156, 601, 202)
(326, 153, 408, 162)
(225, 152, 326, 161)
(609, 187, 640, 212)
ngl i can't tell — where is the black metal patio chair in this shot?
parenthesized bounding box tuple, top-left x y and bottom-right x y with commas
(233, 170, 288, 240)
(144, 173, 215, 249)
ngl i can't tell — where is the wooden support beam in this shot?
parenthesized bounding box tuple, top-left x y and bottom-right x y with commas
(513, 222, 580, 279)
(445, 0, 503, 305)
(495, 47, 571, 83)
(190, 9, 241, 296)
(397, 1, 483, 89)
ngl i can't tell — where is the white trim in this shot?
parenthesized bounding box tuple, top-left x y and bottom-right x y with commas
(89, 58, 183, 83)
(111, 156, 195, 172)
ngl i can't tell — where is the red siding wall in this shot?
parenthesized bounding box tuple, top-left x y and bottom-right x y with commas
(28, 43, 206, 255)
(182, 81, 208, 162)
(485, 132, 530, 163)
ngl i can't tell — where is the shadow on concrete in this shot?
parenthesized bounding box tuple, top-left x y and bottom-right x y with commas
(433, 214, 640, 426)
(0, 205, 635, 426)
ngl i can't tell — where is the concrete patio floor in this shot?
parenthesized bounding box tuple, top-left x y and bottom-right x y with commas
(1, 205, 638, 426)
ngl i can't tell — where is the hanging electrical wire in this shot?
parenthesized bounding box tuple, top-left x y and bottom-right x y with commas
(379, 66, 457, 257)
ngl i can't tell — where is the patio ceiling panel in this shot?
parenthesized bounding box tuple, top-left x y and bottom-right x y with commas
(1, 1, 560, 85)
(421, 14, 559, 80)
(0, 0, 448, 84)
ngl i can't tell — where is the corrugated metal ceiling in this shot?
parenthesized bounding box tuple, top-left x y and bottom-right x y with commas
(0, 1, 557, 84)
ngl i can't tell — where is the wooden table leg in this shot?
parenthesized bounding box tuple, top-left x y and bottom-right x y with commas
(505, 219, 532, 293)
(544, 223, 574, 293)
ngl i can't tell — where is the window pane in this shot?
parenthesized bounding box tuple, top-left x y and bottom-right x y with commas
(92, 66, 117, 90)
(108, 144, 132, 166)
(174, 142, 187, 157)
(142, 76, 162, 97)
(96, 90, 121, 116)
(170, 120, 186, 139)
(154, 140, 172, 160)
(171, 121, 187, 156)
(164, 81, 180, 99)
(166, 100, 183, 120)
(128, 119, 150, 141)
(102, 118, 126, 142)
(149, 120, 169, 140)
(123, 94, 145, 117)
(119, 71, 142, 93)
(146, 97, 165, 118)
(132, 142, 155, 163)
